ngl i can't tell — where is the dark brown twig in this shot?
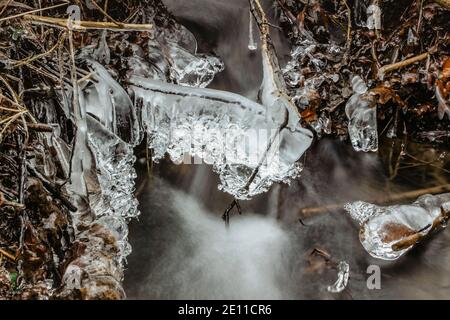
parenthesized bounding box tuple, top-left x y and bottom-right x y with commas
(27, 164, 77, 212)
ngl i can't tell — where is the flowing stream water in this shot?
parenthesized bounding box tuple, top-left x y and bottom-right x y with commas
(123, 0, 450, 299)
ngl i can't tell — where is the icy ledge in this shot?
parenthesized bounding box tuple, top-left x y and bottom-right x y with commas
(345, 193, 450, 260)
(129, 1, 314, 200)
(131, 77, 313, 200)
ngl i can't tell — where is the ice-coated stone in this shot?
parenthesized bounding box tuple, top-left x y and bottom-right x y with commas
(345, 193, 450, 260)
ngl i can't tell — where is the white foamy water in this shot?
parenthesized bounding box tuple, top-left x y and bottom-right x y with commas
(129, 180, 292, 299)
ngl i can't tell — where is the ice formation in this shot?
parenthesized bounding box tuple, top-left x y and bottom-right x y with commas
(87, 116, 139, 222)
(131, 77, 312, 199)
(67, 80, 91, 217)
(345, 194, 450, 260)
(327, 261, 350, 293)
(166, 41, 224, 88)
(82, 60, 140, 145)
(131, 8, 314, 200)
(436, 84, 450, 120)
(282, 40, 341, 110)
(248, 10, 257, 51)
(59, 61, 141, 298)
(56, 1, 315, 297)
(366, 4, 382, 30)
(312, 113, 332, 138)
(345, 76, 378, 152)
(94, 30, 111, 64)
(59, 118, 138, 298)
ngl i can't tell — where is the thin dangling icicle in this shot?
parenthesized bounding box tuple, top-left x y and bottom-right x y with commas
(66, 6, 91, 211)
(248, 9, 257, 51)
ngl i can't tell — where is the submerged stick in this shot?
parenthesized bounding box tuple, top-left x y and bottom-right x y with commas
(222, 200, 242, 228)
(391, 206, 450, 251)
(23, 14, 153, 32)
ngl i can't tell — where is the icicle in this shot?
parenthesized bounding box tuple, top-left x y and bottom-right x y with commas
(94, 30, 111, 64)
(66, 6, 91, 213)
(67, 88, 93, 218)
(345, 76, 378, 152)
(248, 10, 257, 51)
